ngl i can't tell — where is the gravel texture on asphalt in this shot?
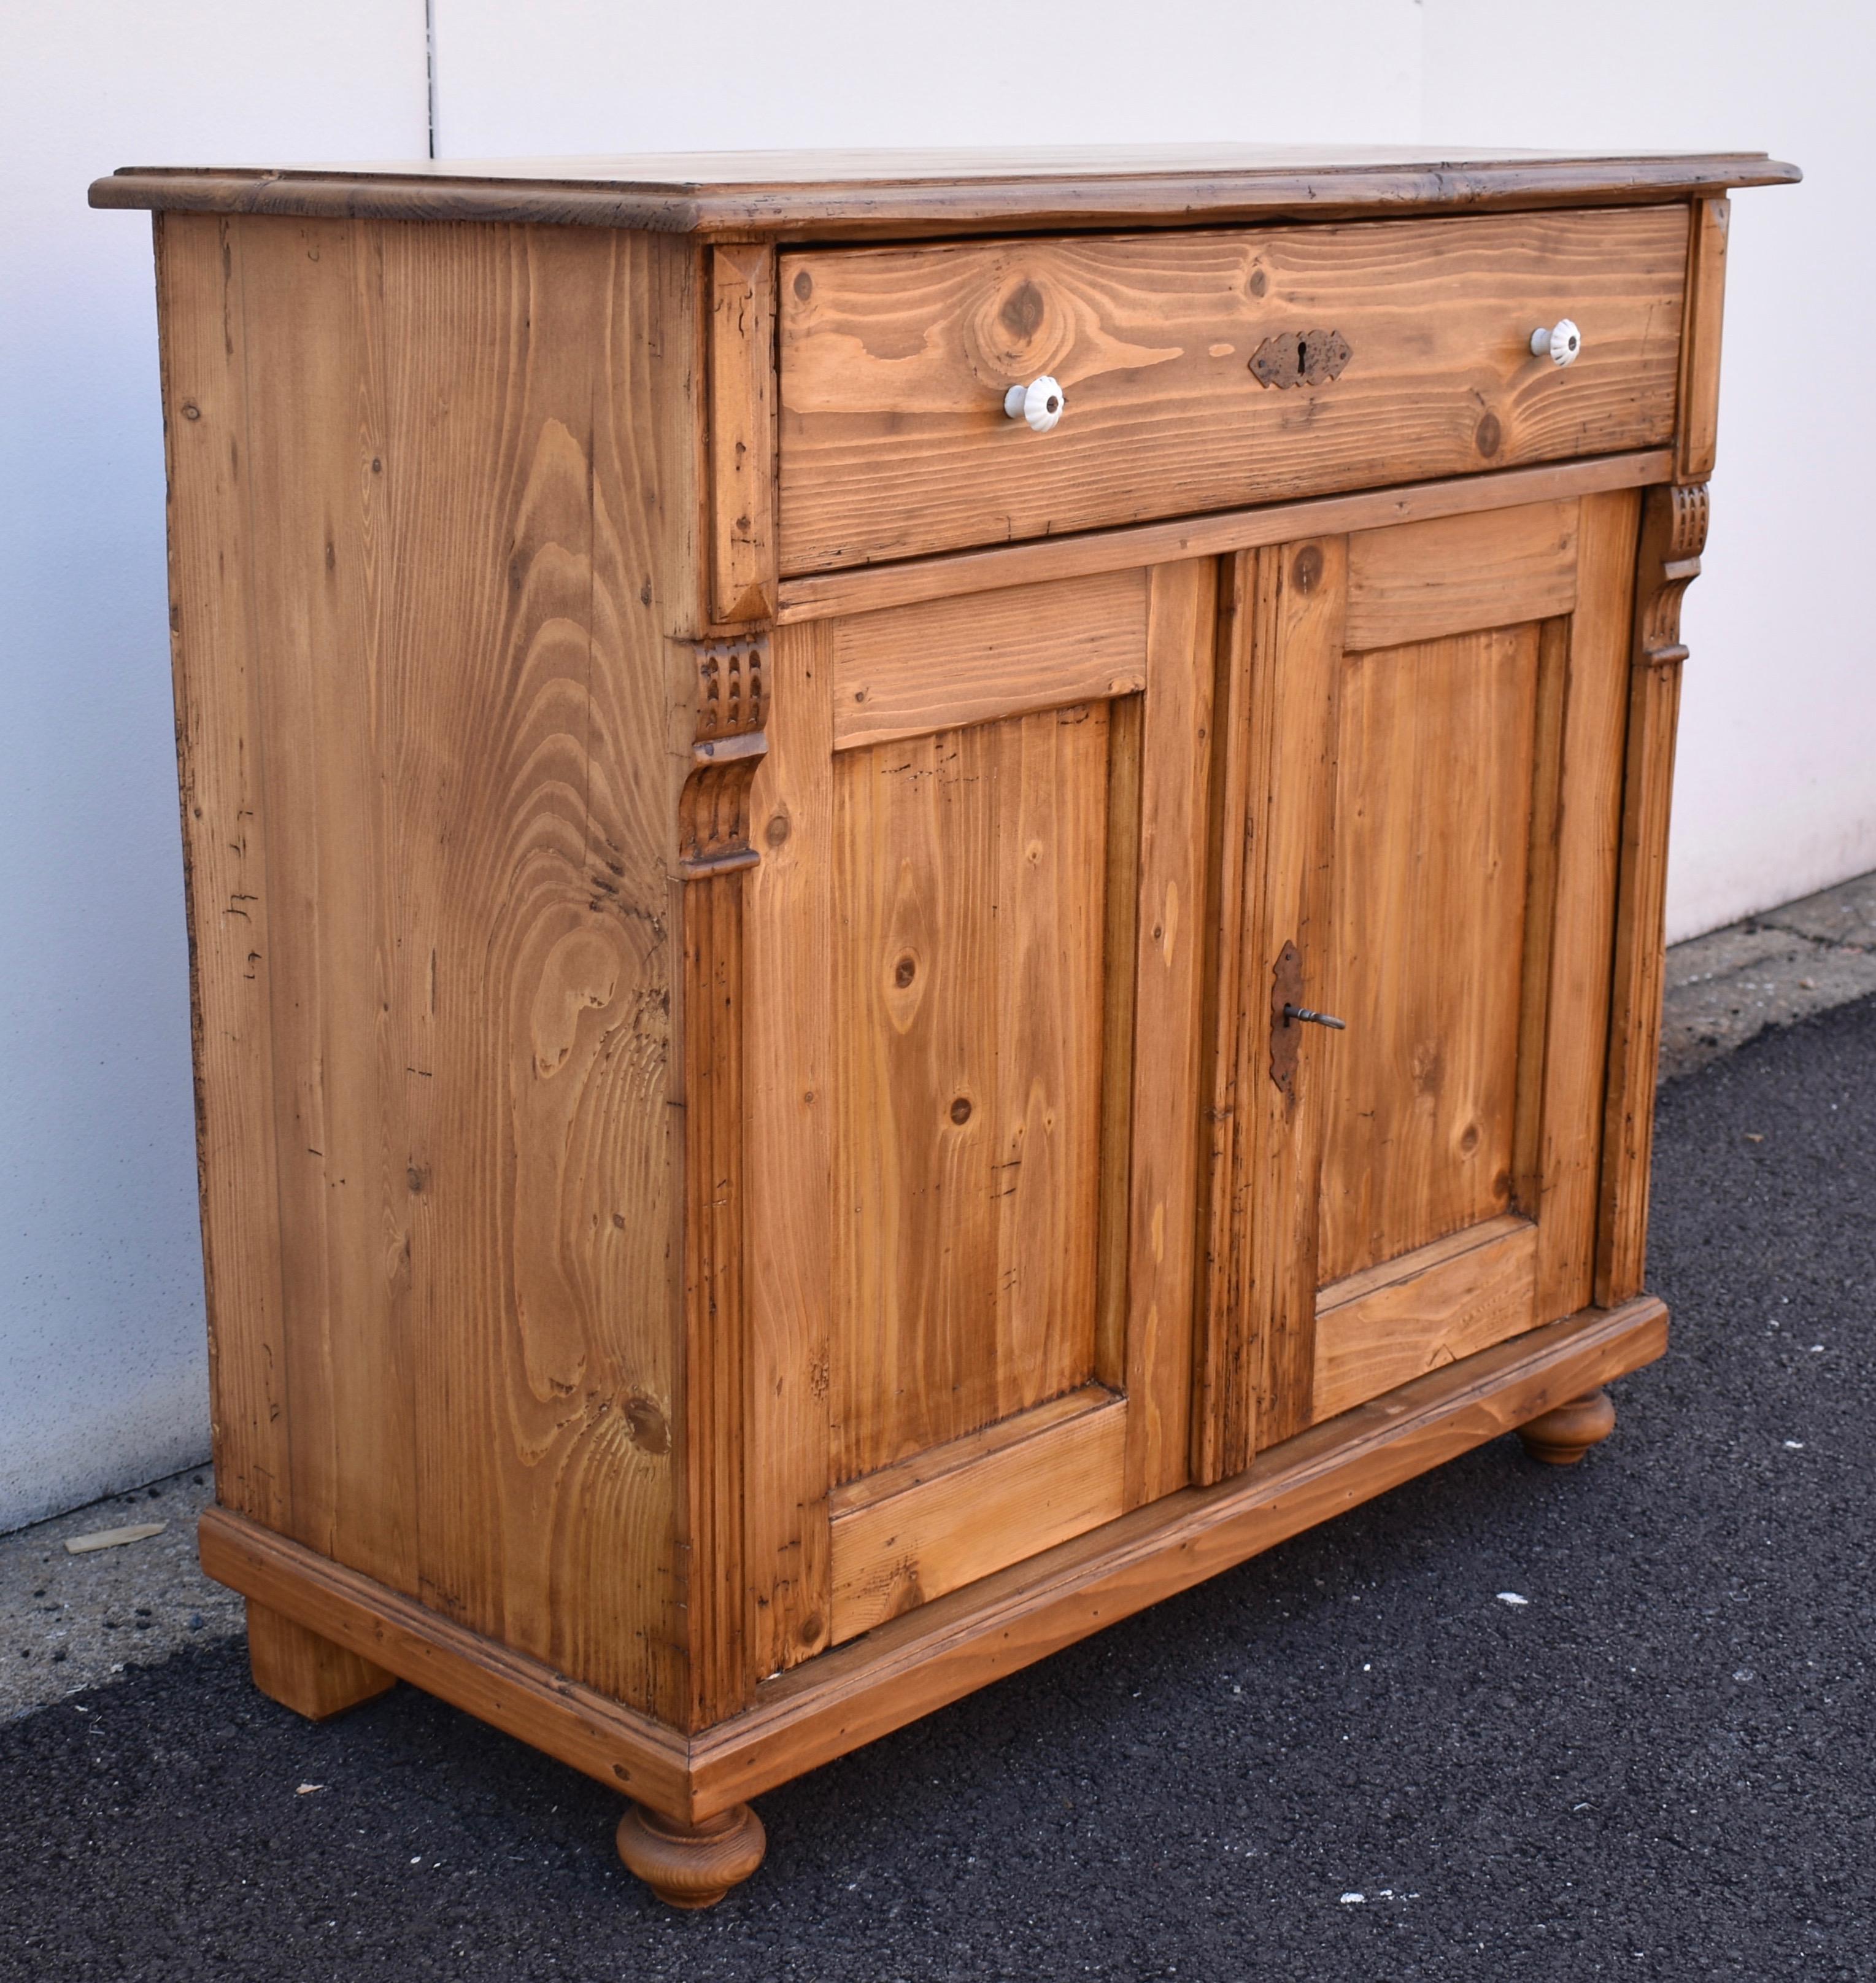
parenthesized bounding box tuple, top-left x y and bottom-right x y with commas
(1660, 868, 1876, 1081)
(0, 1472, 237, 1720)
(1, 993, 1870, 1981)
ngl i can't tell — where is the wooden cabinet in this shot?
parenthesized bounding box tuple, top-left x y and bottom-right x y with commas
(93, 144, 1795, 1909)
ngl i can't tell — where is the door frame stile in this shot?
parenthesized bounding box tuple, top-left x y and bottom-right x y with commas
(1121, 559, 1222, 1506)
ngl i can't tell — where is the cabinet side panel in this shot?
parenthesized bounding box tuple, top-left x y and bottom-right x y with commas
(168, 215, 696, 1717)
(233, 212, 419, 1598)
(157, 214, 291, 1532)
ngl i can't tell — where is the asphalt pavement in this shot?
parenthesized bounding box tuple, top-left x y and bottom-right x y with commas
(1, 992, 1870, 1981)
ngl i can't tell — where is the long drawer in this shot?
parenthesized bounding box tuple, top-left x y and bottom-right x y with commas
(777, 204, 1689, 573)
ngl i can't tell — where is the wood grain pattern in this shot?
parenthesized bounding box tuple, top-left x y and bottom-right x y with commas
(616, 1802, 766, 1909)
(779, 208, 1688, 571)
(830, 705, 1113, 1482)
(828, 1390, 1128, 1641)
(1191, 554, 1257, 1485)
(830, 570, 1147, 750)
(1676, 198, 1731, 484)
(1598, 484, 1708, 1304)
(678, 869, 749, 1727)
(1511, 617, 1574, 1259)
(93, 147, 1800, 241)
(155, 213, 291, 1534)
(1516, 1386, 1618, 1464)
(823, 1383, 1110, 1515)
(201, 1507, 697, 1818)
(1523, 490, 1641, 1319)
(750, 563, 1208, 1650)
(1094, 692, 1145, 1396)
(1312, 1214, 1538, 1421)
(742, 621, 836, 1679)
(775, 451, 1675, 627)
(1237, 539, 1346, 1458)
(709, 244, 778, 623)
(203, 1296, 1670, 1825)
(1343, 500, 1578, 651)
(245, 1598, 395, 1720)
(148, 159, 1753, 1822)
(690, 1295, 1669, 1817)
(1317, 621, 1543, 1285)
(226, 211, 416, 1601)
(1204, 497, 1643, 1456)
(1120, 560, 1219, 1502)
(675, 625, 770, 1722)
(161, 212, 700, 1721)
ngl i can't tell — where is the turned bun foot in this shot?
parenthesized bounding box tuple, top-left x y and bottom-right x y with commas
(1518, 1386, 1617, 1465)
(616, 1802, 765, 1908)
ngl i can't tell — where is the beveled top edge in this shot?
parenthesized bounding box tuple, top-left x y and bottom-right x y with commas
(90, 144, 1802, 238)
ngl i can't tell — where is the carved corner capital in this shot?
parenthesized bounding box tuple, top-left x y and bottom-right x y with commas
(1663, 480, 1710, 560)
(1635, 482, 1709, 671)
(680, 633, 770, 879)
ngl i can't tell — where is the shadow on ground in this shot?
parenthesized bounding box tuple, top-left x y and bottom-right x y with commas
(2, 996, 1871, 1981)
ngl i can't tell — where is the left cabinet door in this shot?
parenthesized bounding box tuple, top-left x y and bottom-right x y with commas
(742, 561, 1219, 1669)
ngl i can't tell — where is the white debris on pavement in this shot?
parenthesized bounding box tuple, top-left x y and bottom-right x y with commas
(63, 1523, 166, 1555)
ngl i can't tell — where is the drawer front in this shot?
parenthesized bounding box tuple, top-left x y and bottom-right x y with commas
(778, 205, 1688, 573)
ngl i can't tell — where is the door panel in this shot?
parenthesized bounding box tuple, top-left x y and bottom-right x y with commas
(1343, 500, 1578, 649)
(1316, 622, 1542, 1283)
(830, 704, 1113, 1481)
(748, 560, 1218, 1657)
(827, 1385, 1126, 1640)
(829, 569, 1148, 749)
(1313, 1213, 1537, 1423)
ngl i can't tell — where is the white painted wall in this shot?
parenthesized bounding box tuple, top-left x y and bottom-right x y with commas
(1422, 0, 1876, 938)
(429, 0, 1424, 153)
(0, 4, 428, 1531)
(1, 0, 1863, 1528)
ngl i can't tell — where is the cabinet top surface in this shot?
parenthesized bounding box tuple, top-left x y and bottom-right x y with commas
(91, 143, 1799, 239)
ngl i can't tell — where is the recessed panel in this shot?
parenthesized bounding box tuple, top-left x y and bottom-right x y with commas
(1317, 624, 1542, 1285)
(832, 703, 1113, 1482)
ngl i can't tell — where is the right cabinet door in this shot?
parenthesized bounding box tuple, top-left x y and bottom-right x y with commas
(1199, 489, 1642, 1475)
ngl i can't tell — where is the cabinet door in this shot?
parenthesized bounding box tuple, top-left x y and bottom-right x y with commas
(744, 562, 1218, 1664)
(1196, 492, 1640, 1478)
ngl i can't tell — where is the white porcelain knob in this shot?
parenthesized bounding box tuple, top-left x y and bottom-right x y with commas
(1530, 319, 1583, 368)
(1003, 376, 1065, 433)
